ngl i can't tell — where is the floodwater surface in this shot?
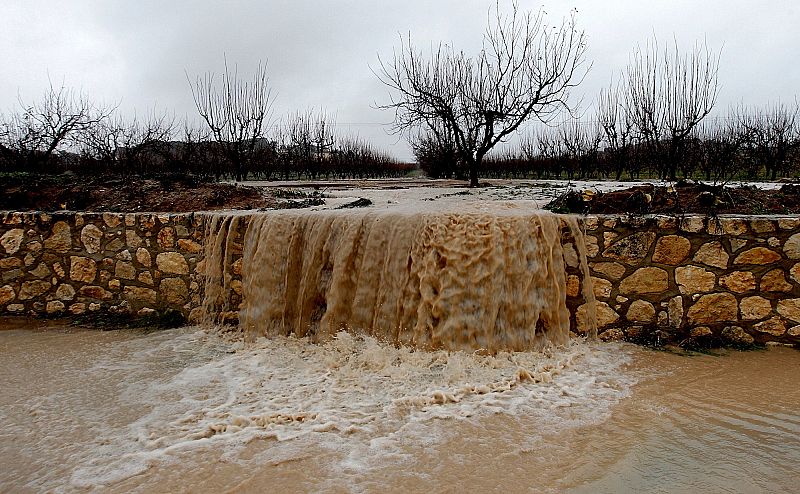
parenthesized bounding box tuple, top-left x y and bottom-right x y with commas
(1, 322, 798, 493)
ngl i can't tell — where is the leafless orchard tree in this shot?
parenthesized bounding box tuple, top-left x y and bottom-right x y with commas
(597, 84, 636, 179)
(737, 101, 800, 180)
(188, 59, 275, 181)
(0, 81, 113, 171)
(376, 1, 589, 186)
(623, 37, 721, 180)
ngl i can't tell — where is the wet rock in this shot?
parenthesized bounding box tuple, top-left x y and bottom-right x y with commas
(562, 243, 579, 268)
(70, 257, 97, 283)
(19, 280, 52, 300)
(30, 262, 50, 279)
(719, 271, 756, 293)
(619, 267, 669, 295)
(734, 247, 781, 265)
(693, 241, 729, 269)
(729, 238, 747, 252)
(138, 271, 154, 286)
(2, 269, 22, 283)
(750, 218, 775, 234)
(687, 293, 738, 325)
(626, 300, 656, 323)
(7, 303, 24, 313)
(680, 217, 704, 233)
(160, 277, 189, 306)
(0, 285, 15, 305)
(740, 296, 772, 320)
(103, 213, 122, 228)
(80, 224, 103, 254)
(599, 328, 625, 341)
(754, 317, 786, 336)
(603, 232, 618, 248)
(779, 218, 800, 230)
(776, 298, 800, 323)
(0, 228, 24, 254)
(602, 232, 656, 264)
(156, 252, 189, 275)
(0, 257, 23, 269)
(788, 325, 800, 337)
(721, 326, 754, 346)
(690, 326, 713, 338)
(652, 235, 691, 265)
(231, 279, 244, 296)
(108, 279, 121, 290)
(53, 262, 65, 278)
(576, 302, 619, 332)
(69, 303, 86, 315)
(105, 238, 125, 252)
(675, 265, 715, 294)
(138, 307, 158, 317)
(760, 269, 793, 292)
(43, 221, 72, 253)
(585, 235, 600, 257)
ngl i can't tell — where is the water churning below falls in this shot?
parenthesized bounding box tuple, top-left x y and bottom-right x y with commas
(204, 205, 595, 352)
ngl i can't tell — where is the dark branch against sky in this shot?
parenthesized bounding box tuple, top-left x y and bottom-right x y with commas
(2, 0, 798, 160)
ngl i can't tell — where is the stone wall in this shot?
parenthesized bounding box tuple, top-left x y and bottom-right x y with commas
(571, 214, 800, 347)
(2, 209, 799, 348)
(0, 211, 204, 319)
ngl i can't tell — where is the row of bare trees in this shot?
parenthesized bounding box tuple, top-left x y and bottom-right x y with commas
(0, 71, 410, 180)
(469, 101, 800, 181)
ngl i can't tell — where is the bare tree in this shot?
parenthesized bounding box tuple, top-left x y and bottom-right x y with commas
(377, 2, 588, 186)
(623, 37, 720, 180)
(188, 59, 275, 182)
(1, 81, 113, 171)
(597, 84, 635, 179)
(738, 101, 799, 180)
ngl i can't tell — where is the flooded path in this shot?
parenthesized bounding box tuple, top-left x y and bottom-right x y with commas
(1, 322, 798, 493)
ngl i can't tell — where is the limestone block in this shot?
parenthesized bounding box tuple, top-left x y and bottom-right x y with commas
(603, 232, 618, 248)
(602, 232, 656, 264)
(79, 285, 113, 300)
(719, 271, 756, 293)
(619, 267, 669, 295)
(138, 271, 154, 286)
(136, 248, 152, 267)
(19, 280, 51, 300)
(668, 296, 683, 328)
(566, 275, 580, 298)
(105, 238, 125, 252)
(123, 286, 158, 306)
(598, 328, 625, 341)
(585, 235, 599, 257)
(70, 257, 97, 283)
(0, 228, 24, 254)
(776, 298, 800, 323)
(729, 238, 747, 252)
(55, 284, 76, 301)
(103, 213, 122, 228)
(158, 227, 176, 250)
(784, 233, 800, 259)
(114, 261, 137, 280)
(754, 317, 786, 336)
(0, 257, 23, 269)
(626, 300, 656, 323)
(680, 217, 704, 233)
(675, 266, 715, 294)
(740, 296, 772, 320)
(788, 326, 800, 337)
(576, 302, 619, 332)
(791, 263, 800, 284)
(750, 218, 775, 234)
(178, 239, 203, 254)
(156, 252, 189, 275)
(591, 277, 612, 299)
(43, 221, 72, 253)
(687, 293, 738, 325)
(734, 247, 781, 265)
(652, 235, 691, 265)
(160, 277, 189, 305)
(760, 269, 793, 292)
(30, 263, 51, 279)
(7, 303, 24, 313)
(0, 285, 15, 305)
(690, 326, 713, 338)
(693, 241, 729, 269)
(779, 218, 800, 230)
(590, 262, 625, 280)
(46, 300, 65, 314)
(563, 243, 579, 268)
(69, 303, 87, 315)
(126, 230, 143, 249)
(80, 224, 103, 254)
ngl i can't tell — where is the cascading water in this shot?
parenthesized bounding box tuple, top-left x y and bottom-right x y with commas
(201, 205, 596, 352)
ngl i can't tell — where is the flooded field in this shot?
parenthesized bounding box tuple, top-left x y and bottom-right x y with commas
(1, 321, 798, 493)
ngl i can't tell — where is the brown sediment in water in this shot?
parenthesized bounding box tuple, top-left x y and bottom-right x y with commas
(202, 206, 596, 352)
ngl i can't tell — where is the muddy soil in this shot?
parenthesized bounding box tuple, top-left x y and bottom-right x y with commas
(547, 181, 800, 215)
(0, 174, 278, 212)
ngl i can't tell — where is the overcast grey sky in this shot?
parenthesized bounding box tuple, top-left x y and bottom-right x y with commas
(2, 0, 798, 160)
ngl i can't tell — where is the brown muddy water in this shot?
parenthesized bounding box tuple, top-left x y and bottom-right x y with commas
(1, 321, 798, 493)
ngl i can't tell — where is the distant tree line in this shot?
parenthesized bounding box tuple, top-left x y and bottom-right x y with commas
(0, 70, 413, 180)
